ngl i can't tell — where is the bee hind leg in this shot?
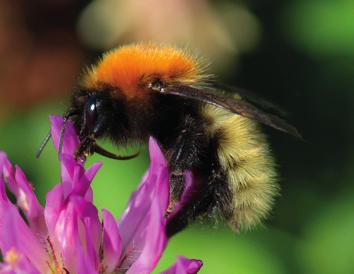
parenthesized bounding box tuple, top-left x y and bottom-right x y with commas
(166, 168, 232, 237)
(167, 115, 205, 213)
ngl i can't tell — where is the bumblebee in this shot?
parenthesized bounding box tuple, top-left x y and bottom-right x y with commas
(38, 43, 300, 236)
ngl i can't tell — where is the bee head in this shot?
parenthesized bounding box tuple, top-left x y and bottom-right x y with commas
(36, 88, 139, 161)
(67, 88, 138, 160)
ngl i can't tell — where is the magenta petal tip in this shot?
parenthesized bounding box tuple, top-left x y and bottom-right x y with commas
(161, 256, 203, 274)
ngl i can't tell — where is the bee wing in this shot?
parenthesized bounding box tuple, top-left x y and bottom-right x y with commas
(163, 84, 301, 138)
(204, 80, 288, 117)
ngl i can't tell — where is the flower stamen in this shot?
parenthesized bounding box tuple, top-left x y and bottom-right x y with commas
(46, 236, 63, 274)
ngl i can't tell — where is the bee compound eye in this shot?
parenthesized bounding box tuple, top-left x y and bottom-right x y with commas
(85, 96, 98, 126)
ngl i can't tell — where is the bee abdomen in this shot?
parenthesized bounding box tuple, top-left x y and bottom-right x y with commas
(202, 105, 278, 231)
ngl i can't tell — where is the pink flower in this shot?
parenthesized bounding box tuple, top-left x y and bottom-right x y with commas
(0, 115, 202, 274)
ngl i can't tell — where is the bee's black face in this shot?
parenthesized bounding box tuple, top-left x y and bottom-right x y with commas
(70, 92, 108, 159)
(69, 90, 139, 161)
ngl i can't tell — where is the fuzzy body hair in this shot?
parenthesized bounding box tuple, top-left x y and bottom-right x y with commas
(82, 43, 207, 100)
(202, 105, 278, 230)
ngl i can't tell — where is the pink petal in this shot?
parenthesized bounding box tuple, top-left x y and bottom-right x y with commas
(50, 115, 101, 200)
(0, 152, 16, 191)
(73, 162, 102, 198)
(50, 115, 80, 157)
(14, 166, 46, 234)
(44, 184, 64, 237)
(59, 155, 101, 201)
(53, 198, 99, 273)
(76, 249, 99, 274)
(120, 137, 169, 225)
(119, 138, 169, 273)
(0, 152, 45, 234)
(0, 165, 8, 202)
(60, 154, 82, 197)
(102, 209, 122, 272)
(45, 188, 101, 267)
(76, 198, 102, 257)
(146, 137, 168, 171)
(53, 201, 81, 273)
(0, 177, 47, 273)
(126, 199, 167, 274)
(161, 256, 203, 274)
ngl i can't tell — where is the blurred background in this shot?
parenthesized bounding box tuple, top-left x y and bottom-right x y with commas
(1, 0, 353, 273)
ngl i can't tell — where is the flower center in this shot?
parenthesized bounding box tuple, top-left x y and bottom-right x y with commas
(4, 247, 20, 268)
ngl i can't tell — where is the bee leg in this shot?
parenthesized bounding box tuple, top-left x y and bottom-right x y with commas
(167, 115, 204, 212)
(165, 170, 186, 218)
(169, 171, 185, 205)
(166, 167, 233, 237)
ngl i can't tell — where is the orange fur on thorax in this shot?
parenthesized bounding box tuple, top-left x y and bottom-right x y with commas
(83, 44, 203, 100)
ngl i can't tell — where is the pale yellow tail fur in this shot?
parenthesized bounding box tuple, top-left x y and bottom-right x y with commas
(202, 105, 278, 231)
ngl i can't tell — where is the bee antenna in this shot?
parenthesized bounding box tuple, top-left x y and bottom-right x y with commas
(58, 120, 67, 158)
(36, 130, 52, 158)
